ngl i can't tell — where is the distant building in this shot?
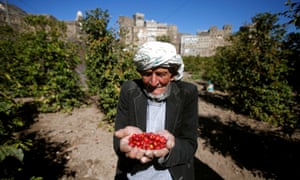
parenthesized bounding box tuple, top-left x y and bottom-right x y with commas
(181, 25, 232, 57)
(119, 13, 232, 57)
(0, 2, 27, 26)
(118, 13, 180, 52)
(64, 10, 85, 42)
(76, 10, 83, 21)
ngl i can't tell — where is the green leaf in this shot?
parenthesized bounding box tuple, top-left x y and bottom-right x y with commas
(0, 145, 24, 162)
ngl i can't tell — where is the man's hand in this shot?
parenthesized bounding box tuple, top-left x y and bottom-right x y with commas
(114, 127, 175, 164)
(114, 126, 142, 138)
(145, 130, 175, 159)
(114, 126, 142, 154)
(158, 130, 175, 150)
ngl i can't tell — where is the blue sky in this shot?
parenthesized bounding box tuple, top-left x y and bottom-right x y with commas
(6, 0, 293, 34)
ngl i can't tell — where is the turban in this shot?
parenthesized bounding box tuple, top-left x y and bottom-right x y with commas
(133, 41, 184, 80)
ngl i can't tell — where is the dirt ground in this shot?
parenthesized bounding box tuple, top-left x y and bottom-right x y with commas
(22, 80, 300, 180)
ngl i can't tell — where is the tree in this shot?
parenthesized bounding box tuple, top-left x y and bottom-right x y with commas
(282, 0, 300, 29)
(19, 15, 85, 112)
(1, 14, 85, 178)
(283, 32, 300, 99)
(280, 0, 300, 100)
(212, 13, 297, 130)
(81, 8, 139, 121)
(156, 35, 171, 43)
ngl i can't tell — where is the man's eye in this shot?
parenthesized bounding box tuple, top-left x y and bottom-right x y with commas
(141, 71, 168, 77)
(142, 72, 152, 76)
(155, 72, 167, 77)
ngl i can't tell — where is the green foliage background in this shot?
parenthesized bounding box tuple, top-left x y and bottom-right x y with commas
(184, 13, 299, 131)
(81, 8, 139, 122)
(0, 15, 85, 178)
(0, 1, 299, 178)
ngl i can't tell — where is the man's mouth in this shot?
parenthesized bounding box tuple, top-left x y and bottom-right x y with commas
(146, 84, 163, 93)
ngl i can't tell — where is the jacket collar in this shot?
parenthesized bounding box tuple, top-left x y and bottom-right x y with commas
(133, 81, 180, 132)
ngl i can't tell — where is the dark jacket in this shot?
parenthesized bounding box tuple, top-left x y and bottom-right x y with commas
(113, 79, 199, 180)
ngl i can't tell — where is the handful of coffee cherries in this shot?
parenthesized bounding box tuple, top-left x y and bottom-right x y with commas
(128, 132, 167, 150)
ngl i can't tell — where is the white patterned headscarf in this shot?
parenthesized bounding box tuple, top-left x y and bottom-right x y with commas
(133, 41, 184, 80)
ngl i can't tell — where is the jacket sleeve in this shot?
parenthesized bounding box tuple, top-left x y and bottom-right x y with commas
(113, 81, 132, 156)
(161, 82, 199, 167)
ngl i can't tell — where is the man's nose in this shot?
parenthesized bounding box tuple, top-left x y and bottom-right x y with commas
(149, 74, 159, 86)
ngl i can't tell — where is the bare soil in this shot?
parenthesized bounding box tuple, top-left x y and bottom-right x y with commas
(22, 79, 300, 180)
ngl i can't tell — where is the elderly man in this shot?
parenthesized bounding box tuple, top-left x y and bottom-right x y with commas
(113, 41, 198, 180)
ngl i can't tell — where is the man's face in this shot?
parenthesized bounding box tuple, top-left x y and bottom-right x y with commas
(141, 67, 173, 95)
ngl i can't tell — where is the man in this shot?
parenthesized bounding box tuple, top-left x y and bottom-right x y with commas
(113, 41, 198, 180)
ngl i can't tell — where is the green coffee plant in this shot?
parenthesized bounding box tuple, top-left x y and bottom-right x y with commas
(82, 8, 139, 122)
(211, 13, 297, 130)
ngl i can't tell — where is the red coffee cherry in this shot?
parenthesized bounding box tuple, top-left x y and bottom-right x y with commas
(128, 132, 167, 150)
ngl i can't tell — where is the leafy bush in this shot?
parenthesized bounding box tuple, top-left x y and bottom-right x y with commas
(0, 16, 85, 112)
(81, 8, 139, 122)
(183, 56, 215, 81)
(0, 15, 86, 178)
(0, 92, 33, 178)
(208, 13, 298, 130)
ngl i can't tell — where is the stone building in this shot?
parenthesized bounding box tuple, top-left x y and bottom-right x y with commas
(118, 13, 180, 52)
(181, 25, 232, 57)
(64, 11, 84, 42)
(119, 12, 232, 57)
(0, 2, 27, 28)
